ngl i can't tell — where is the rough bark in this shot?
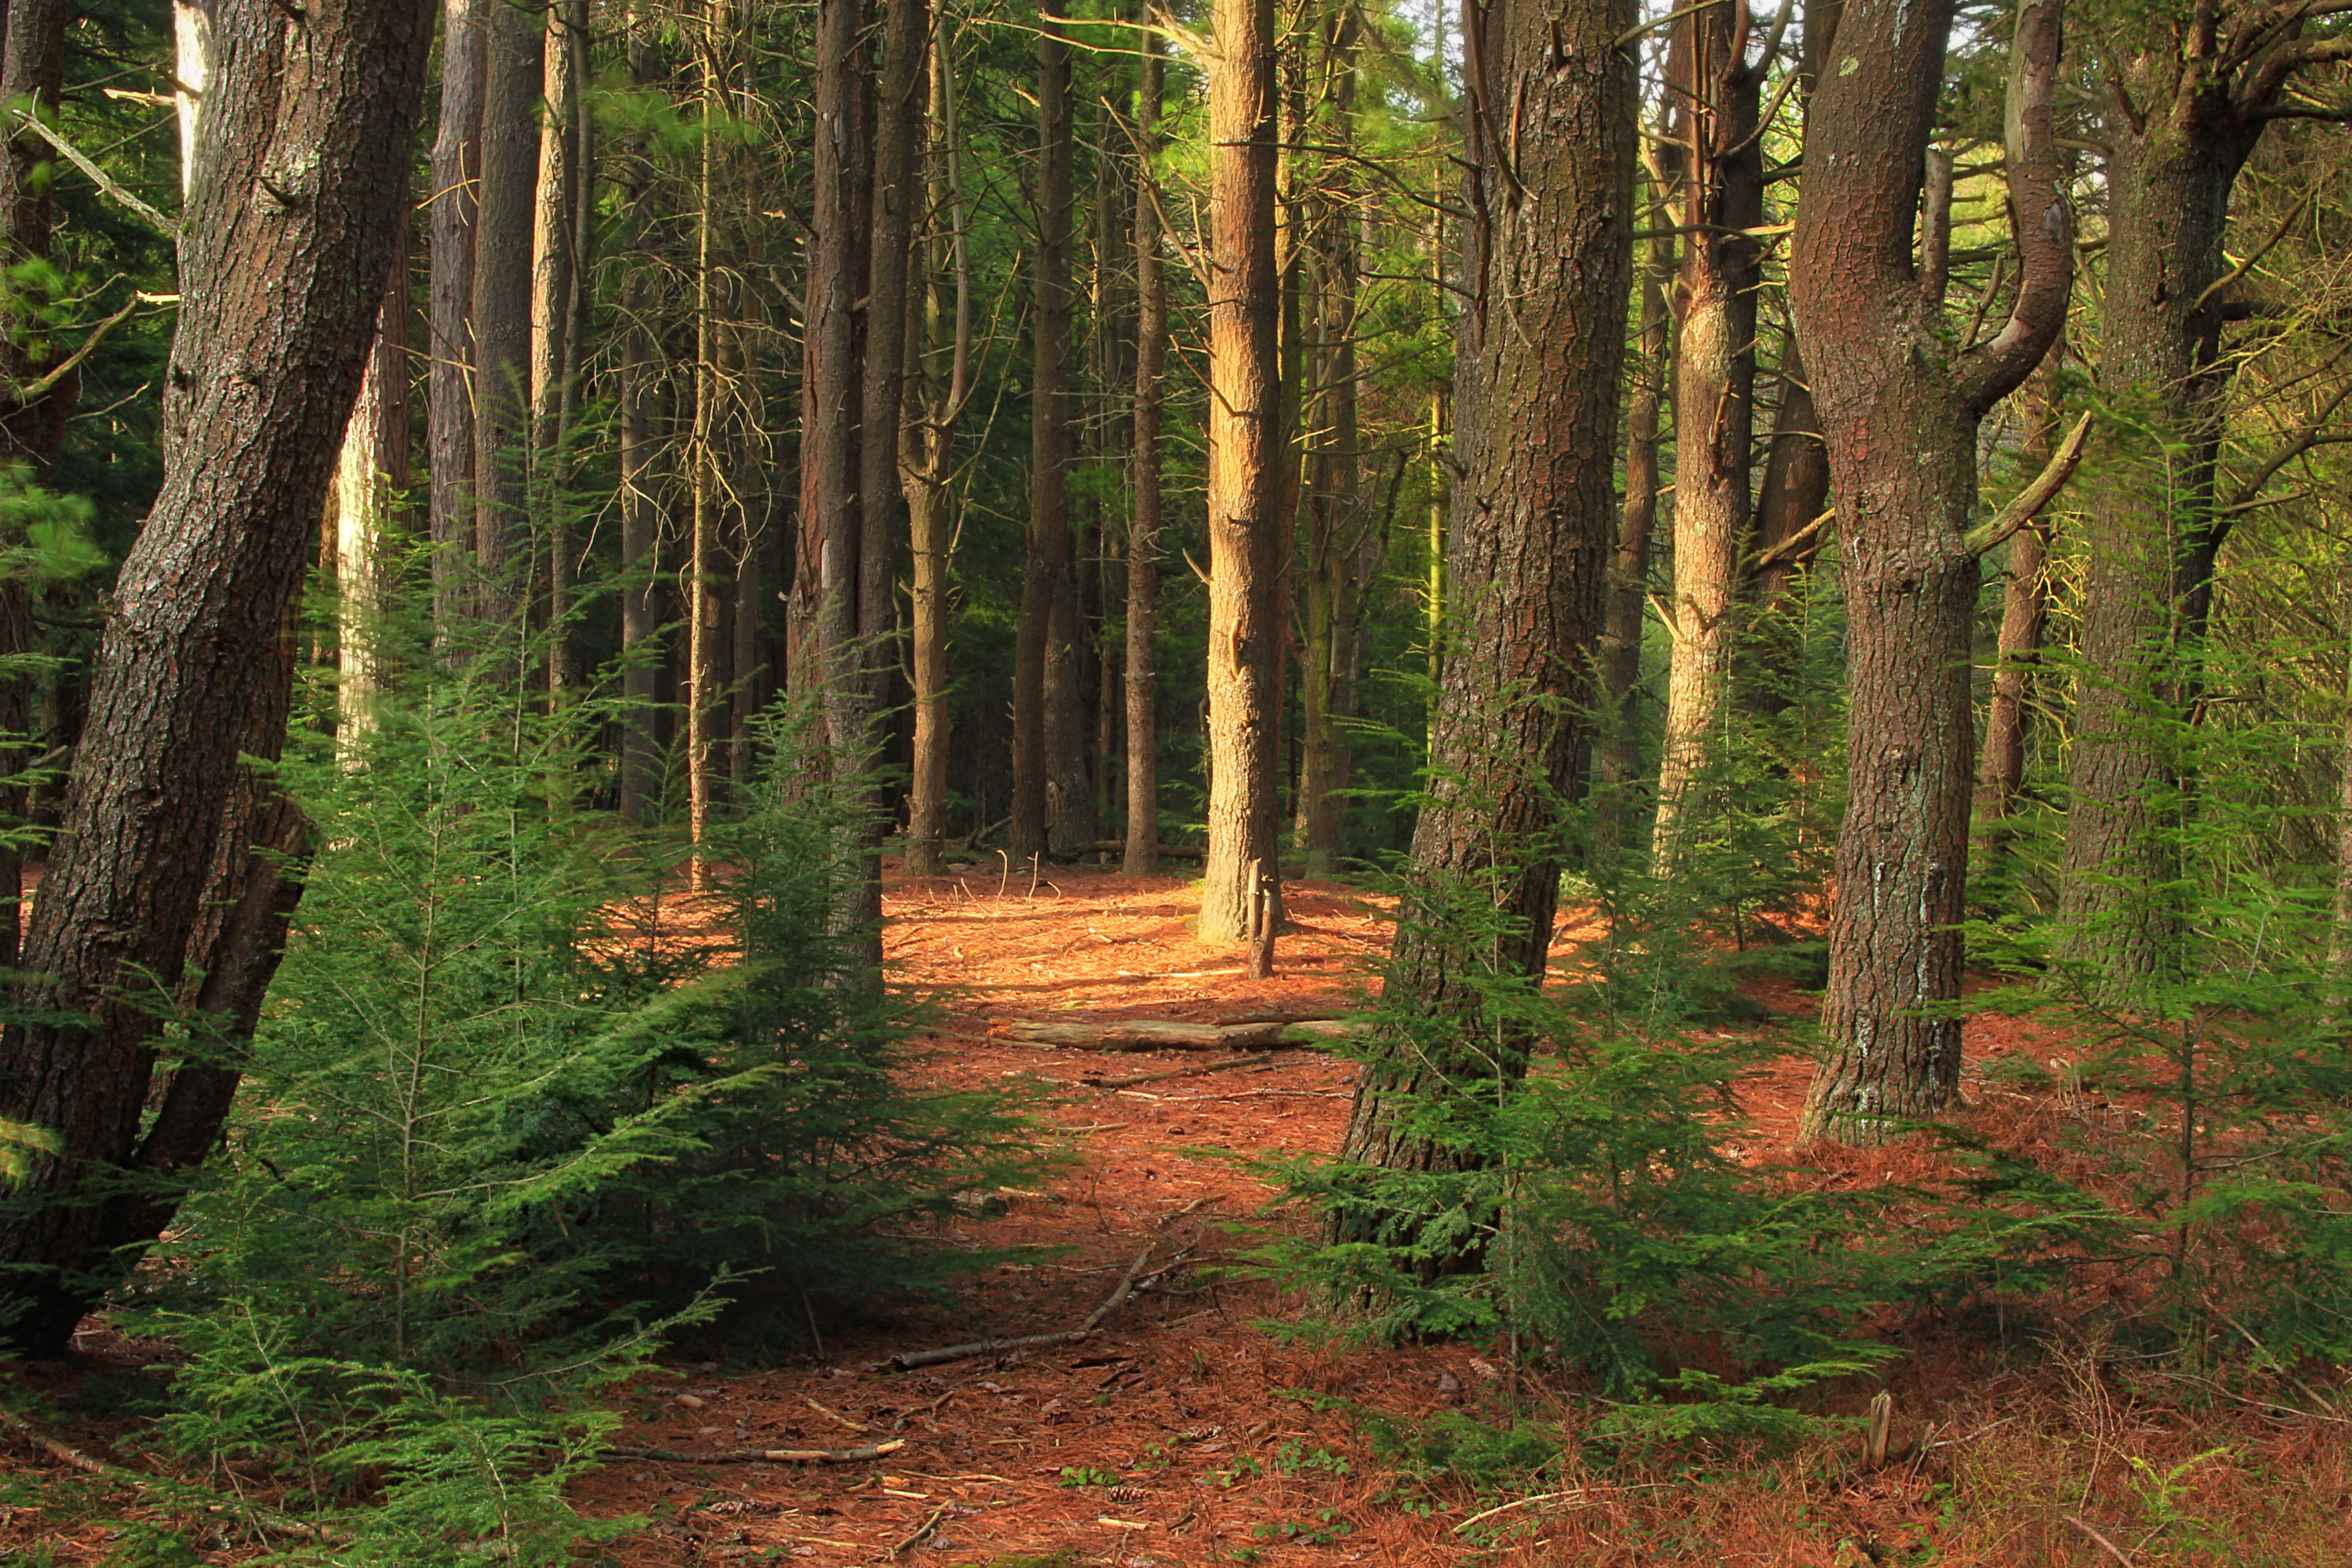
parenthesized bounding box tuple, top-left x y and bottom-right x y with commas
(1196, 0, 1282, 943)
(530, 0, 584, 698)
(687, 40, 722, 872)
(470, 0, 540, 635)
(0, 0, 434, 1353)
(1125, 25, 1165, 879)
(2054, 4, 2335, 999)
(426, 0, 482, 641)
(1651, 0, 1767, 867)
(1336, 0, 1634, 1185)
(1011, 13, 1073, 868)
(1790, 0, 2071, 1146)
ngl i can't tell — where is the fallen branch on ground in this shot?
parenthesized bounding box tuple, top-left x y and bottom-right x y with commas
(1088, 1055, 1277, 1089)
(887, 1201, 1212, 1371)
(0, 1406, 338, 1541)
(1005, 1017, 1362, 1052)
(606, 1438, 907, 1465)
(1081, 839, 1205, 860)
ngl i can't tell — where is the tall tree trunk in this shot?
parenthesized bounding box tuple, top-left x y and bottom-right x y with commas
(1972, 346, 2063, 844)
(1124, 23, 1165, 879)
(616, 6, 662, 823)
(1010, 12, 1073, 867)
(687, 18, 725, 876)
(1335, 0, 1635, 1187)
(837, 0, 925, 966)
(1196, 0, 1281, 943)
(1650, 0, 1765, 867)
(0, 0, 434, 1354)
(1790, 0, 2070, 1146)
(903, 20, 971, 878)
(334, 217, 412, 757)
(1597, 152, 1676, 857)
(472, 0, 540, 636)
(427, 0, 482, 640)
(530, 0, 583, 698)
(2054, 15, 2322, 1000)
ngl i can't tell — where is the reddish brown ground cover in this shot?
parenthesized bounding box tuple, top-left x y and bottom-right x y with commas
(6, 863, 2348, 1566)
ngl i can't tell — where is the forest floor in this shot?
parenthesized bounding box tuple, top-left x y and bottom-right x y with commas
(8, 863, 2352, 1566)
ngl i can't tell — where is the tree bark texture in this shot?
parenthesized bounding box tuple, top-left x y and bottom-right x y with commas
(334, 222, 411, 758)
(1650, 0, 1765, 867)
(1011, 12, 1073, 868)
(1196, 0, 1282, 943)
(471, 0, 540, 635)
(615, 7, 662, 823)
(0, 0, 434, 1353)
(1790, 0, 2070, 1146)
(2053, 9, 2324, 998)
(426, 0, 481, 642)
(530, 0, 584, 698)
(1125, 26, 1166, 879)
(1336, 0, 1635, 1177)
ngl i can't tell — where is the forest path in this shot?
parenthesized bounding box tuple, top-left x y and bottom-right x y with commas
(584, 864, 1522, 1568)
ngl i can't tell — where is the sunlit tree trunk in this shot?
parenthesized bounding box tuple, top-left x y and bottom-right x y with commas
(1124, 23, 1165, 878)
(334, 224, 411, 757)
(1336, 0, 1635, 1189)
(427, 0, 481, 639)
(1196, 0, 1281, 943)
(1650, 0, 1766, 867)
(1791, 0, 2070, 1145)
(530, 0, 585, 698)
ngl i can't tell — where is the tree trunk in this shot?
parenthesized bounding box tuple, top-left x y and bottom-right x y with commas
(1791, 0, 2070, 1146)
(1124, 24, 1165, 879)
(530, 0, 583, 699)
(616, 6, 662, 823)
(1650, 0, 1764, 868)
(1972, 347, 2063, 844)
(2058, 43, 2279, 1001)
(471, 0, 539, 635)
(1011, 12, 1073, 868)
(334, 219, 411, 757)
(1196, 0, 1281, 943)
(1335, 0, 1634, 1189)
(0, 0, 434, 1354)
(1597, 153, 1676, 856)
(427, 0, 482, 640)
(903, 20, 971, 878)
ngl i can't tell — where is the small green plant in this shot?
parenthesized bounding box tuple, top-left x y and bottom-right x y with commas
(1057, 1466, 1117, 1489)
(1271, 1438, 1352, 1477)
(1253, 1507, 1354, 1545)
(2127, 1446, 2239, 1558)
(1210, 1455, 1264, 1488)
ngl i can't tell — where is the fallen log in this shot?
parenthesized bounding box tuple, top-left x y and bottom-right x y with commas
(1004, 1017, 1365, 1052)
(1088, 1055, 1276, 1090)
(607, 1438, 906, 1465)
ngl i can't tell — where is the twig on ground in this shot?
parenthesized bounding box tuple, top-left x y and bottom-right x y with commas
(1452, 1487, 1656, 1530)
(2065, 1514, 2137, 1568)
(890, 1501, 953, 1557)
(804, 1396, 868, 1433)
(0, 1406, 338, 1541)
(1089, 1055, 1278, 1090)
(607, 1438, 906, 1465)
(887, 1200, 1212, 1371)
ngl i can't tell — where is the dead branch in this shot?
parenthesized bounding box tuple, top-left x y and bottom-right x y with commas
(1004, 1017, 1362, 1052)
(606, 1437, 908, 1465)
(1088, 1055, 1277, 1089)
(0, 1406, 337, 1542)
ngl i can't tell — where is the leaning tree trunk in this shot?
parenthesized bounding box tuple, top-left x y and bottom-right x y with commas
(0, 0, 435, 1354)
(1790, 0, 2070, 1146)
(1336, 0, 1634, 1191)
(1972, 346, 2063, 847)
(1195, 0, 1282, 944)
